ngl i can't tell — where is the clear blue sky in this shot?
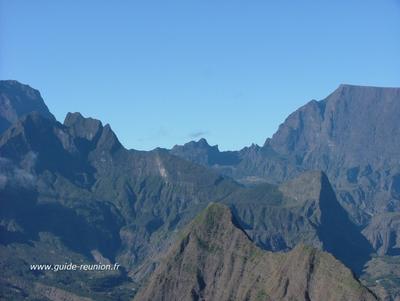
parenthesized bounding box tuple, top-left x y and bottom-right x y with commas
(1, 1, 399, 150)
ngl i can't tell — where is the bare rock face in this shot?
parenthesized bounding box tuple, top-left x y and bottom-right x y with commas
(167, 85, 400, 299)
(224, 171, 373, 276)
(170, 84, 400, 236)
(362, 212, 400, 256)
(64, 112, 103, 142)
(266, 85, 400, 222)
(268, 84, 400, 168)
(134, 204, 376, 301)
(0, 80, 55, 134)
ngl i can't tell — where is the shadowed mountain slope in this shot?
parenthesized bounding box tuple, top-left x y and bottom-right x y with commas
(223, 171, 373, 275)
(0, 107, 248, 299)
(134, 204, 376, 301)
(169, 84, 400, 299)
(0, 81, 391, 300)
(170, 85, 400, 240)
(0, 109, 370, 275)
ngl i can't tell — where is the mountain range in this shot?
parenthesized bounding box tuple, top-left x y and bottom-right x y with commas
(171, 84, 400, 253)
(0, 80, 399, 301)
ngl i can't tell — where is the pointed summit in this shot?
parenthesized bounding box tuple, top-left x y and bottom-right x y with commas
(64, 112, 103, 142)
(134, 203, 376, 301)
(63, 112, 122, 154)
(197, 137, 211, 147)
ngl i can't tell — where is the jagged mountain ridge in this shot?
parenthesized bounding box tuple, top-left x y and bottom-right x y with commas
(0, 113, 242, 300)
(0, 80, 396, 300)
(134, 204, 377, 301)
(170, 84, 400, 300)
(171, 84, 400, 251)
(0, 108, 369, 273)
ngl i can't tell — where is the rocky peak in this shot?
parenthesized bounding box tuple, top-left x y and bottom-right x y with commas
(0, 80, 55, 134)
(172, 138, 216, 154)
(63, 112, 122, 155)
(95, 124, 122, 153)
(134, 203, 377, 301)
(268, 84, 400, 168)
(171, 138, 239, 166)
(64, 112, 103, 142)
(196, 137, 212, 147)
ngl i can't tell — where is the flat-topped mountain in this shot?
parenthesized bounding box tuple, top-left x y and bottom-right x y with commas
(134, 204, 376, 301)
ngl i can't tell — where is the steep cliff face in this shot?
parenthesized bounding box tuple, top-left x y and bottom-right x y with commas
(170, 84, 400, 237)
(0, 80, 55, 134)
(134, 204, 376, 301)
(268, 84, 400, 168)
(266, 84, 400, 222)
(224, 170, 373, 275)
(167, 84, 400, 298)
(261, 86, 400, 289)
